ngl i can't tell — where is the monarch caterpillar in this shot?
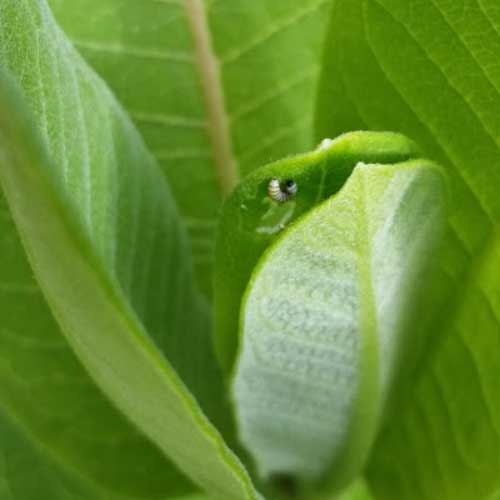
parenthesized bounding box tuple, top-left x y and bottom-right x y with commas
(267, 178, 298, 202)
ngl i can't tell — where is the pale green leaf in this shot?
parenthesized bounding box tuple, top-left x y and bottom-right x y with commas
(0, 1, 257, 498)
(316, 1, 500, 499)
(47, 0, 333, 294)
(232, 159, 445, 494)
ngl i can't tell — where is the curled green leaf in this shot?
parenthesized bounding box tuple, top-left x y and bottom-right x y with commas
(215, 131, 421, 374)
(215, 132, 446, 495)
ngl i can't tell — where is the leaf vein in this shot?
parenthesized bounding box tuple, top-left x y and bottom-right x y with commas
(476, 0, 500, 45)
(429, 0, 500, 100)
(230, 66, 319, 122)
(184, 0, 238, 195)
(239, 116, 312, 163)
(130, 111, 206, 128)
(220, 0, 331, 65)
(73, 39, 193, 63)
(364, 0, 497, 225)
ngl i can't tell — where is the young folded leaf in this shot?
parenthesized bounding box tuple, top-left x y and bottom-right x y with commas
(215, 131, 421, 374)
(232, 158, 446, 494)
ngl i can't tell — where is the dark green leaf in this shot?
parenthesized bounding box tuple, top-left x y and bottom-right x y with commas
(316, 1, 500, 498)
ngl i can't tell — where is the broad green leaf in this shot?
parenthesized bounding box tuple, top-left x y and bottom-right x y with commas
(0, 409, 214, 500)
(316, 1, 500, 499)
(0, 411, 154, 500)
(0, 411, 104, 500)
(0, 1, 258, 498)
(0, 190, 192, 499)
(48, 0, 333, 294)
(214, 131, 420, 373)
(233, 159, 445, 494)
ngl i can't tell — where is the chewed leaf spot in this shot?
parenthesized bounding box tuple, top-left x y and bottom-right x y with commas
(256, 199, 296, 235)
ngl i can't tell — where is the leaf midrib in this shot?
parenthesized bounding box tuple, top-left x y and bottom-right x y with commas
(183, 0, 238, 196)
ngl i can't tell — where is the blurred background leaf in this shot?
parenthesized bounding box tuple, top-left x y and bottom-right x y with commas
(48, 0, 333, 295)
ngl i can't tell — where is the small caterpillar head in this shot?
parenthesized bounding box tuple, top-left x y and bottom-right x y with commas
(267, 178, 297, 202)
(284, 179, 297, 196)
